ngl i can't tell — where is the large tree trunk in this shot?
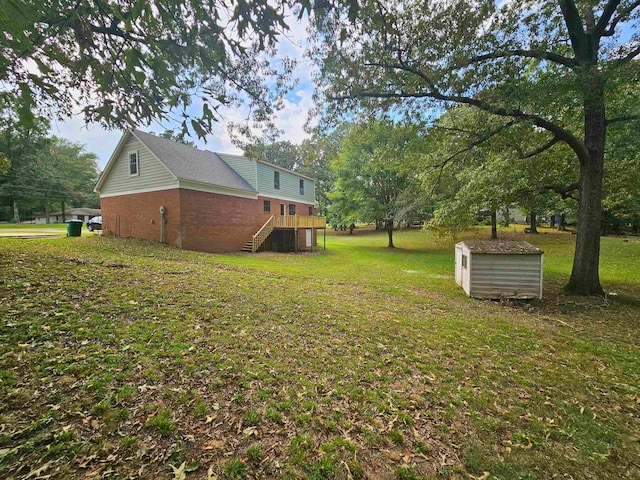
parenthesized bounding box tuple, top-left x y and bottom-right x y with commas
(550, 214, 556, 229)
(45, 193, 50, 224)
(490, 209, 498, 239)
(12, 200, 20, 223)
(386, 220, 394, 248)
(566, 70, 605, 296)
(528, 209, 538, 234)
(501, 207, 510, 227)
(559, 214, 566, 231)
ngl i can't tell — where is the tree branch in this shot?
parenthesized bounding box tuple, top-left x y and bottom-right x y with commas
(335, 88, 589, 163)
(595, 0, 622, 37)
(461, 49, 578, 68)
(427, 120, 517, 170)
(516, 136, 560, 159)
(333, 57, 591, 164)
(618, 42, 640, 63)
(606, 114, 640, 125)
(559, 0, 587, 59)
(600, 0, 640, 36)
(541, 182, 579, 200)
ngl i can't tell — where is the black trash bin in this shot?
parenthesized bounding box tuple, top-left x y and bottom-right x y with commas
(65, 220, 83, 237)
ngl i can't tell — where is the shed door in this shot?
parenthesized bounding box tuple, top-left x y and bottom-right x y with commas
(305, 229, 312, 247)
(455, 245, 462, 285)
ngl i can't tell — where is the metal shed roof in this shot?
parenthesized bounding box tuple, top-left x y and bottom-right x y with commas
(459, 240, 543, 255)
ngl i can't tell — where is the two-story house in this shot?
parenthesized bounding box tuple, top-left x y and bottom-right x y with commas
(95, 130, 325, 253)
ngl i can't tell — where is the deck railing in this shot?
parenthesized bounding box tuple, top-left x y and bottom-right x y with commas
(251, 216, 275, 252)
(273, 215, 326, 229)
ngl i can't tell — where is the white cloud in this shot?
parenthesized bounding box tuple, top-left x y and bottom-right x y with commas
(49, 117, 122, 171)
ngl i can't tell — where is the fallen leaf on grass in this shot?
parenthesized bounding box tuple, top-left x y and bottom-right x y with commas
(243, 426, 258, 437)
(207, 465, 217, 480)
(205, 415, 217, 424)
(203, 439, 224, 450)
(170, 462, 187, 480)
(470, 472, 491, 480)
(24, 460, 55, 479)
(76, 454, 97, 468)
(85, 465, 105, 477)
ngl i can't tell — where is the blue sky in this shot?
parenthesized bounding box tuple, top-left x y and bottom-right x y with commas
(50, 16, 315, 171)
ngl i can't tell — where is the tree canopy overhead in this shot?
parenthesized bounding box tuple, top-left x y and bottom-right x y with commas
(0, 0, 310, 138)
(310, 0, 640, 295)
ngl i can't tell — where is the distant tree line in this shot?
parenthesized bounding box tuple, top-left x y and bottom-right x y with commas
(0, 95, 100, 223)
(242, 108, 639, 249)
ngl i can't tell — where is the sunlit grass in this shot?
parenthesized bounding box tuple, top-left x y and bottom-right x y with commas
(0, 227, 638, 479)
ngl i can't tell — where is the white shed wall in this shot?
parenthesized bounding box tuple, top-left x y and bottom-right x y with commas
(461, 244, 472, 295)
(455, 244, 463, 286)
(469, 253, 543, 299)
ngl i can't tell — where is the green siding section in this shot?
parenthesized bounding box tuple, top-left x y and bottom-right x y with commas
(256, 162, 315, 204)
(216, 153, 257, 189)
(100, 136, 177, 195)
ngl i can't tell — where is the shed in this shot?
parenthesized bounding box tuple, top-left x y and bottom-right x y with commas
(455, 241, 543, 299)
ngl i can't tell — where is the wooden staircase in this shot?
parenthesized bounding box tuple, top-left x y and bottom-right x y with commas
(242, 216, 275, 252)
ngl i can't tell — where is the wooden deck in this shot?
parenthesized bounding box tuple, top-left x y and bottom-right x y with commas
(273, 215, 327, 229)
(245, 215, 327, 252)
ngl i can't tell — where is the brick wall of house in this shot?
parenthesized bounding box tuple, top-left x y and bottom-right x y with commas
(101, 189, 318, 253)
(178, 189, 266, 252)
(101, 189, 183, 247)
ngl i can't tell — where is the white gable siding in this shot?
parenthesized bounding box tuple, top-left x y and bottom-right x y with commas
(256, 162, 315, 204)
(100, 136, 177, 196)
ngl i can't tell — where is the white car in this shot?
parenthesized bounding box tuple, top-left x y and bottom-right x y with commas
(86, 216, 102, 231)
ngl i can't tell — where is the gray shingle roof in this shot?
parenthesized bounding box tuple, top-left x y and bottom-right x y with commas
(131, 130, 256, 193)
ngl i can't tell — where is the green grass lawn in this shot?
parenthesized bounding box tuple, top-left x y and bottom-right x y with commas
(0, 227, 638, 479)
(0, 223, 95, 237)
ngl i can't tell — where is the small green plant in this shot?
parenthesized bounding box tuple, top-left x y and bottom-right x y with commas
(193, 398, 209, 418)
(388, 430, 404, 445)
(114, 385, 136, 404)
(222, 458, 247, 479)
(90, 398, 111, 416)
(147, 408, 175, 436)
(121, 435, 138, 451)
(246, 444, 264, 462)
(414, 441, 429, 455)
(347, 460, 365, 479)
(289, 434, 313, 465)
(264, 407, 283, 423)
(395, 466, 421, 480)
(242, 409, 261, 426)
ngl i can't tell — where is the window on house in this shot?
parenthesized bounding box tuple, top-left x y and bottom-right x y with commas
(280, 203, 285, 215)
(300, 179, 304, 195)
(129, 152, 139, 175)
(289, 204, 296, 215)
(308, 206, 313, 216)
(263, 200, 271, 212)
(274, 171, 280, 189)
(462, 254, 468, 269)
